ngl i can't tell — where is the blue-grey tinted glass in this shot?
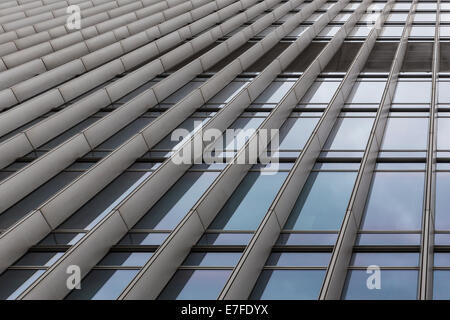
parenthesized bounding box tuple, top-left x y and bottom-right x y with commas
(197, 233, 253, 245)
(158, 270, 232, 300)
(284, 172, 357, 230)
(182, 252, 241, 267)
(209, 172, 287, 230)
(300, 81, 341, 104)
(324, 118, 374, 150)
(13, 252, 64, 267)
(433, 271, 450, 299)
(343, 270, 418, 300)
(435, 233, 450, 245)
(276, 233, 338, 245)
(66, 270, 138, 300)
(361, 172, 424, 230)
(381, 118, 428, 150)
(254, 82, 294, 103)
(351, 253, 419, 267)
(250, 270, 325, 300)
(434, 253, 450, 267)
(266, 252, 331, 267)
(435, 173, 450, 230)
(38, 233, 86, 246)
(98, 252, 153, 267)
(392, 81, 431, 103)
(356, 233, 421, 245)
(134, 171, 219, 229)
(345, 81, 386, 103)
(0, 270, 45, 300)
(437, 118, 450, 150)
(118, 233, 169, 246)
(278, 117, 318, 150)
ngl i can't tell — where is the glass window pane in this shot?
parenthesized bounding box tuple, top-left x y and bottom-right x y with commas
(266, 252, 331, 267)
(210, 172, 287, 230)
(254, 82, 294, 103)
(356, 233, 421, 245)
(0, 270, 45, 300)
(361, 172, 424, 230)
(351, 253, 419, 267)
(392, 81, 431, 103)
(381, 118, 428, 150)
(433, 271, 450, 299)
(182, 252, 241, 267)
(343, 270, 418, 300)
(435, 172, 450, 229)
(250, 270, 325, 300)
(197, 233, 253, 245)
(437, 118, 450, 150)
(300, 81, 341, 104)
(13, 252, 64, 267)
(284, 172, 357, 230)
(97, 252, 153, 267)
(134, 171, 219, 230)
(324, 118, 374, 150)
(346, 81, 386, 103)
(158, 270, 232, 300)
(65, 270, 138, 300)
(278, 117, 318, 150)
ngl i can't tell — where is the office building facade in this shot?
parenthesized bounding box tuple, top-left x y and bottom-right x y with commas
(0, 0, 447, 300)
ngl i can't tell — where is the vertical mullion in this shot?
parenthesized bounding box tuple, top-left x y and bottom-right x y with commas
(420, 0, 440, 301)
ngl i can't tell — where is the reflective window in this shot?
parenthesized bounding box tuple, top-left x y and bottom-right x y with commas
(65, 270, 138, 300)
(410, 26, 435, 38)
(381, 118, 428, 150)
(209, 172, 287, 230)
(437, 119, 450, 150)
(392, 81, 431, 103)
(435, 173, 450, 230)
(300, 81, 341, 104)
(434, 271, 450, 299)
(13, 252, 64, 267)
(254, 82, 294, 104)
(250, 270, 325, 300)
(278, 117, 318, 150)
(266, 252, 331, 267)
(361, 172, 424, 230)
(324, 118, 374, 150)
(284, 172, 357, 230)
(0, 270, 45, 300)
(346, 81, 386, 103)
(134, 171, 219, 230)
(97, 252, 153, 267)
(380, 26, 404, 38)
(343, 270, 418, 299)
(182, 252, 241, 267)
(351, 253, 419, 267)
(158, 270, 232, 300)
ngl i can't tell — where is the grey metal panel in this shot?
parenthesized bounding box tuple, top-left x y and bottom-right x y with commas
(0, 133, 91, 215)
(0, 89, 64, 137)
(0, 210, 51, 274)
(0, 0, 273, 290)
